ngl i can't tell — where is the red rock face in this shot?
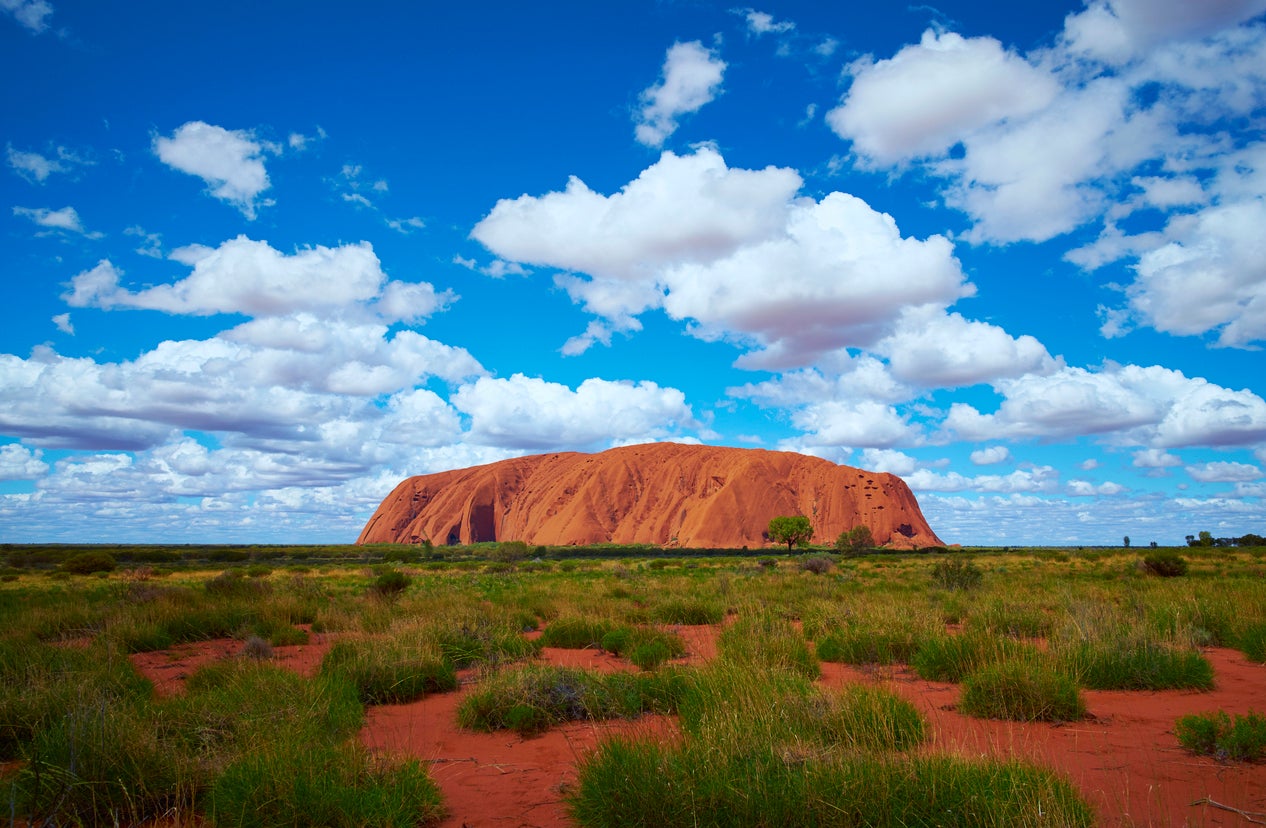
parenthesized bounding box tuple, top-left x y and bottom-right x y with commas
(356, 443, 945, 549)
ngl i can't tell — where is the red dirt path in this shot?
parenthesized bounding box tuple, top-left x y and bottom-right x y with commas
(127, 626, 1266, 827)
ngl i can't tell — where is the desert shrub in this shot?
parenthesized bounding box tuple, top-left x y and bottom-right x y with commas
(911, 631, 1035, 683)
(11, 696, 194, 826)
(835, 525, 874, 554)
(319, 640, 456, 705)
(539, 617, 616, 649)
(1240, 621, 1266, 663)
(240, 635, 273, 660)
(799, 555, 834, 574)
(492, 540, 532, 563)
(569, 742, 1093, 827)
(208, 742, 444, 828)
(370, 569, 411, 597)
(966, 599, 1053, 639)
(930, 557, 983, 590)
(381, 547, 422, 564)
(600, 626, 684, 670)
(206, 569, 270, 597)
(629, 639, 673, 670)
(1141, 551, 1188, 577)
(651, 597, 725, 625)
(816, 624, 924, 665)
(0, 638, 151, 759)
(1175, 710, 1266, 762)
(244, 563, 272, 578)
(1059, 639, 1213, 690)
(960, 661, 1085, 722)
(718, 614, 818, 679)
(60, 550, 117, 575)
(433, 621, 539, 667)
(457, 665, 681, 735)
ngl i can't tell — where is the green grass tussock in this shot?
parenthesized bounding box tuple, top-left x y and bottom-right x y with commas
(320, 639, 457, 705)
(718, 613, 818, 679)
(209, 742, 444, 828)
(456, 664, 685, 735)
(911, 631, 1037, 683)
(960, 661, 1086, 723)
(1174, 710, 1266, 762)
(1058, 639, 1214, 690)
(569, 740, 1094, 827)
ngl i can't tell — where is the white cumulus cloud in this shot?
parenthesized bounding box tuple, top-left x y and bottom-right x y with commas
(474, 146, 970, 368)
(153, 121, 276, 218)
(13, 205, 102, 238)
(63, 235, 453, 323)
(451, 374, 696, 451)
(634, 41, 726, 147)
(828, 29, 1060, 165)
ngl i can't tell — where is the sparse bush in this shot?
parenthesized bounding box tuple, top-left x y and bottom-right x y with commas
(1240, 622, 1266, 663)
(370, 569, 411, 597)
(930, 557, 983, 590)
(1175, 710, 1266, 762)
(651, 597, 725, 625)
(539, 617, 615, 649)
(1060, 639, 1213, 691)
(960, 661, 1085, 722)
(457, 665, 681, 735)
(61, 550, 117, 575)
(835, 525, 873, 554)
(1142, 552, 1188, 577)
(492, 540, 531, 563)
(240, 635, 273, 660)
(799, 555, 834, 575)
(208, 742, 444, 828)
(912, 632, 1035, 683)
(816, 624, 925, 666)
(319, 640, 456, 704)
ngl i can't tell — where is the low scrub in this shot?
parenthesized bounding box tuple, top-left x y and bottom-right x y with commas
(1174, 710, 1266, 762)
(650, 597, 725, 625)
(456, 665, 685, 735)
(600, 626, 686, 670)
(538, 616, 617, 649)
(911, 631, 1036, 683)
(930, 557, 983, 590)
(569, 742, 1093, 827)
(208, 742, 444, 828)
(1239, 621, 1266, 663)
(60, 550, 117, 575)
(1141, 551, 1188, 577)
(320, 639, 457, 704)
(718, 614, 818, 679)
(815, 624, 925, 665)
(960, 661, 1085, 723)
(1059, 639, 1213, 691)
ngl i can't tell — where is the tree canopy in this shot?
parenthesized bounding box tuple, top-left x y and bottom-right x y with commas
(767, 516, 814, 551)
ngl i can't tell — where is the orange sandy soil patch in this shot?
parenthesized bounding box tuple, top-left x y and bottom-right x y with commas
(820, 646, 1266, 827)
(127, 627, 333, 697)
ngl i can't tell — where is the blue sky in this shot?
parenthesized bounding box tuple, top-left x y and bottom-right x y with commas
(2, 0, 1265, 546)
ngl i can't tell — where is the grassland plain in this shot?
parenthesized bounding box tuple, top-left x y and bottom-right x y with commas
(0, 542, 1263, 826)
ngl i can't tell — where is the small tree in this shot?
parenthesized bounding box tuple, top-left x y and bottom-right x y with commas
(1123, 536, 1130, 548)
(768, 515, 814, 552)
(835, 525, 874, 554)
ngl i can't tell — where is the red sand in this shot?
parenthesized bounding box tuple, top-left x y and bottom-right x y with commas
(126, 628, 331, 697)
(127, 626, 1266, 827)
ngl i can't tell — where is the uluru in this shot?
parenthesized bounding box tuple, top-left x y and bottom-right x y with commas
(357, 443, 944, 550)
